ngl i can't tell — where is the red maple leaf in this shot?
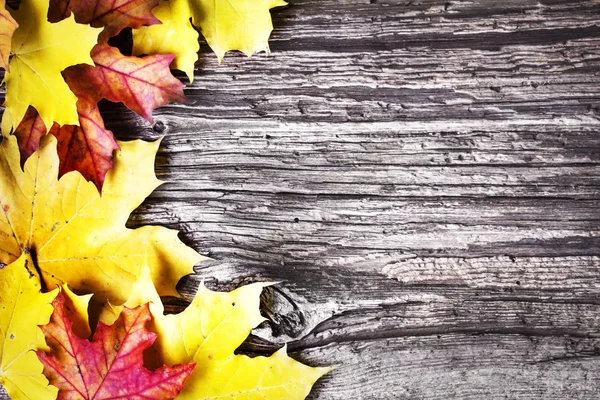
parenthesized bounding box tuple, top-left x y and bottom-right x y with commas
(48, 0, 160, 39)
(13, 43, 186, 189)
(14, 106, 118, 190)
(37, 292, 195, 400)
(64, 44, 188, 123)
(13, 106, 46, 166)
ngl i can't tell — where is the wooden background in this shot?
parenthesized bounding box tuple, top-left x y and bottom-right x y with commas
(4, 0, 600, 398)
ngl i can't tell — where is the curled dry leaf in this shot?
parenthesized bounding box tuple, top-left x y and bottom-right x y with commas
(0, 134, 203, 304)
(38, 292, 195, 400)
(101, 270, 331, 399)
(1, 0, 101, 133)
(133, 0, 287, 80)
(0, 0, 18, 71)
(0, 254, 58, 400)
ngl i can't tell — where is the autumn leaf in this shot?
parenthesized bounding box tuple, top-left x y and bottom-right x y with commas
(156, 283, 330, 399)
(132, 0, 199, 81)
(0, 0, 17, 71)
(192, 0, 288, 61)
(47, 0, 70, 22)
(50, 111, 117, 191)
(13, 106, 118, 190)
(11, 106, 46, 168)
(48, 0, 161, 40)
(38, 292, 195, 400)
(133, 0, 287, 80)
(61, 285, 94, 340)
(101, 271, 330, 399)
(2, 0, 101, 133)
(13, 43, 185, 189)
(0, 253, 58, 400)
(0, 133, 203, 304)
(65, 44, 188, 123)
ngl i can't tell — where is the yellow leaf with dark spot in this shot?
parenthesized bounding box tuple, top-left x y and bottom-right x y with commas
(0, 134, 203, 304)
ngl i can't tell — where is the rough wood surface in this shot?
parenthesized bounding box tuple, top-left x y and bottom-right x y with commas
(2, 0, 600, 399)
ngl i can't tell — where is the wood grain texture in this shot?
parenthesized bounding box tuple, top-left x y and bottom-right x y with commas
(2, 0, 600, 398)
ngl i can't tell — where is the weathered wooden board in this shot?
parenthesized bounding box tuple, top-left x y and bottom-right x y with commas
(2, 0, 600, 398)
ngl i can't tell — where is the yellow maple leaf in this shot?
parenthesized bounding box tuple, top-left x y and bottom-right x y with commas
(100, 269, 330, 399)
(61, 284, 93, 339)
(132, 0, 199, 81)
(0, 253, 58, 400)
(0, 134, 203, 304)
(133, 0, 286, 79)
(2, 0, 101, 133)
(192, 0, 288, 61)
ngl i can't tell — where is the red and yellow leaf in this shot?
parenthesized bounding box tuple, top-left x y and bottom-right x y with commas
(101, 273, 331, 400)
(66, 44, 187, 122)
(13, 106, 46, 167)
(48, 0, 161, 39)
(0, 0, 18, 71)
(13, 43, 184, 189)
(14, 106, 118, 190)
(51, 104, 119, 190)
(37, 292, 195, 400)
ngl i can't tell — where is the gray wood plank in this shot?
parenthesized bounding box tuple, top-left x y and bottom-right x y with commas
(106, 0, 600, 398)
(1, 0, 600, 398)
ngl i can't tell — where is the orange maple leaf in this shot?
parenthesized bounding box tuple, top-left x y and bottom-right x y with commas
(37, 292, 195, 400)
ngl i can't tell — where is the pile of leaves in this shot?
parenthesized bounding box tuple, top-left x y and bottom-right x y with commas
(0, 0, 329, 399)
